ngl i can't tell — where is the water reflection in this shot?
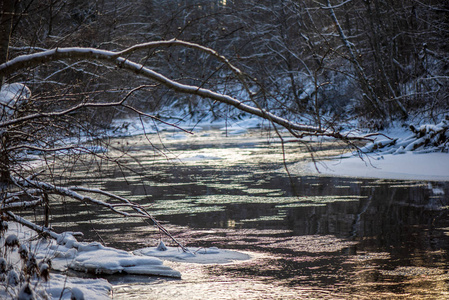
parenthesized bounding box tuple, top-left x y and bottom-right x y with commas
(38, 130, 449, 299)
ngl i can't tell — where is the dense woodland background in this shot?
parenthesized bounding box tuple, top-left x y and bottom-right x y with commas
(0, 2, 448, 297)
(1, 0, 448, 130)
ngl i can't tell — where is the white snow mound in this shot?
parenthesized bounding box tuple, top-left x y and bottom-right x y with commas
(134, 244, 251, 265)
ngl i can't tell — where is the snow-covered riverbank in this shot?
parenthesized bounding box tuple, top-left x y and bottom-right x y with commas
(3, 116, 448, 299)
(0, 222, 249, 299)
(307, 152, 449, 181)
(304, 118, 449, 181)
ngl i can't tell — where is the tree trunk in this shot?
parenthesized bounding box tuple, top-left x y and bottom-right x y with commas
(0, 131, 10, 186)
(0, 0, 14, 185)
(326, 0, 386, 118)
(0, 0, 14, 85)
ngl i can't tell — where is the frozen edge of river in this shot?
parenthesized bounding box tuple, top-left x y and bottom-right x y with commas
(134, 242, 251, 265)
(299, 152, 449, 182)
(1, 223, 252, 299)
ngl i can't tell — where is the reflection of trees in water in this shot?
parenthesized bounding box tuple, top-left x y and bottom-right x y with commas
(39, 131, 449, 298)
(286, 179, 449, 258)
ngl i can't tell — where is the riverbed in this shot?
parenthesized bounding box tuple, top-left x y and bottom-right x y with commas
(46, 128, 449, 299)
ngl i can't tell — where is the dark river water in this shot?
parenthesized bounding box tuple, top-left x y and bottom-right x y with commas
(44, 129, 449, 299)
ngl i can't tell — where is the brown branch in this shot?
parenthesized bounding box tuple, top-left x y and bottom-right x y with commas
(10, 176, 189, 251)
(0, 42, 329, 136)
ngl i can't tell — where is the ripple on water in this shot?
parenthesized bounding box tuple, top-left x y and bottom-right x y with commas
(46, 129, 449, 299)
(112, 255, 350, 300)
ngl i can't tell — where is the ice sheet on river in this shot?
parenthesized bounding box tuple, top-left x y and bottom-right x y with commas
(134, 241, 251, 264)
(306, 152, 449, 181)
(49, 234, 181, 278)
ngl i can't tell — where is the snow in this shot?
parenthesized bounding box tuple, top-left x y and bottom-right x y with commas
(220, 118, 262, 135)
(110, 114, 449, 182)
(304, 120, 449, 181)
(180, 154, 222, 162)
(0, 222, 182, 300)
(44, 275, 111, 300)
(0, 83, 31, 116)
(309, 152, 449, 181)
(68, 245, 180, 277)
(47, 235, 181, 278)
(166, 133, 188, 140)
(1, 222, 252, 299)
(0, 83, 31, 104)
(0, 223, 112, 299)
(134, 244, 251, 265)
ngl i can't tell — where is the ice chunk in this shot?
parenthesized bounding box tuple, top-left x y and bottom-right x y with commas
(69, 246, 181, 277)
(156, 240, 168, 251)
(135, 246, 251, 265)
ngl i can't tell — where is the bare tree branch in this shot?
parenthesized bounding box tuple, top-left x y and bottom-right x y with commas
(0, 40, 376, 140)
(10, 175, 189, 251)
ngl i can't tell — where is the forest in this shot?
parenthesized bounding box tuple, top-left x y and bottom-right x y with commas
(2, 0, 448, 128)
(0, 0, 448, 299)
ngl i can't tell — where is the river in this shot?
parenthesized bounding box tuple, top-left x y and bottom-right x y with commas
(46, 128, 449, 299)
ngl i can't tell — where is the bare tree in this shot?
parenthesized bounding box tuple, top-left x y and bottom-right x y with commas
(1, 0, 447, 267)
(1, 26, 379, 244)
(320, 0, 449, 126)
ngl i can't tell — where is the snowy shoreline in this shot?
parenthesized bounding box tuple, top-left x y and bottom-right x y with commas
(302, 118, 449, 182)
(2, 117, 448, 298)
(303, 151, 449, 182)
(0, 222, 251, 299)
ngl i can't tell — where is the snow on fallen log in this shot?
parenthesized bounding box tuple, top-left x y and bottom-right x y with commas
(359, 116, 449, 155)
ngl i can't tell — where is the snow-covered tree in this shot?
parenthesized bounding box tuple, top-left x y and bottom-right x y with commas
(1, 0, 378, 257)
(0, 4, 447, 296)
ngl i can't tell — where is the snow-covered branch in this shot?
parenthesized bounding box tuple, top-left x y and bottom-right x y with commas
(9, 176, 188, 251)
(5, 211, 61, 240)
(1, 198, 43, 211)
(0, 40, 339, 137)
(12, 176, 140, 217)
